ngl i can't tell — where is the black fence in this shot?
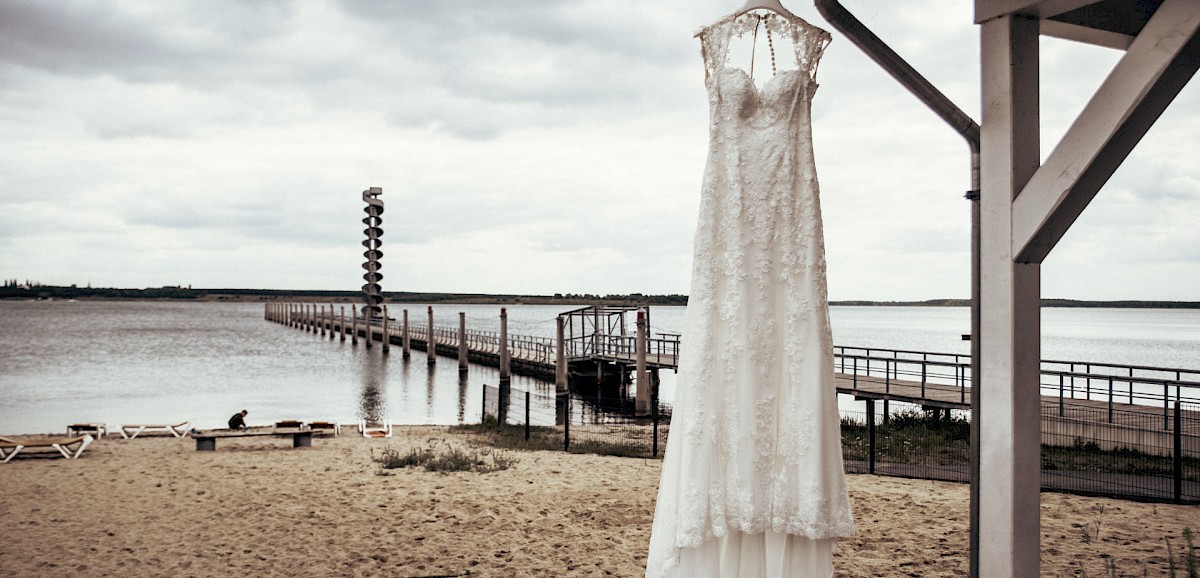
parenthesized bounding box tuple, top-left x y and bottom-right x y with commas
(840, 398, 1199, 504)
(478, 385, 1197, 504)
(480, 383, 670, 459)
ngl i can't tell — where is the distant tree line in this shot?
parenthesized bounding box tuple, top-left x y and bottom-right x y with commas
(1, 283, 1195, 308)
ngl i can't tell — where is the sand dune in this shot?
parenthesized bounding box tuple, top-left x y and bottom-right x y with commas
(0, 426, 1194, 577)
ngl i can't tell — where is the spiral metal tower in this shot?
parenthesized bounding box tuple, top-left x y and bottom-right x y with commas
(361, 187, 384, 320)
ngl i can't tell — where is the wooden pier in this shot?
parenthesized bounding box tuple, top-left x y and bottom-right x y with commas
(264, 302, 1199, 456)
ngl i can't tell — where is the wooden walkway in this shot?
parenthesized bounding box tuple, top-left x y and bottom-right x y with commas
(265, 302, 1200, 446)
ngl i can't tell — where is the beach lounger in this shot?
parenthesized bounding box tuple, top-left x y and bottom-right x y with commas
(308, 421, 340, 436)
(67, 422, 108, 438)
(119, 421, 192, 439)
(359, 419, 392, 438)
(0, 434, 94, 463)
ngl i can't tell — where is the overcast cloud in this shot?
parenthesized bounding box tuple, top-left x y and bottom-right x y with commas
(1, 0, 1196, 301)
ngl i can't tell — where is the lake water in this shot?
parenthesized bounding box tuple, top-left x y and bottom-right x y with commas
(1, 300, 1197, 434)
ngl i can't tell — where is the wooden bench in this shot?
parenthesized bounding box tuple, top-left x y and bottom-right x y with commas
(189, 429, 320, 451)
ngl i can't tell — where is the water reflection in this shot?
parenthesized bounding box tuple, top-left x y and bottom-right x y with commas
(426, 364, 437, 421)
(357, 350, 390, 421)
(458, 369, 469, 423)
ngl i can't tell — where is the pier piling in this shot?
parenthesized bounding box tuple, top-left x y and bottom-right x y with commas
(382, 305, 390, 354)
(499, 307, 511, 423)
(556, 316, 567, 394)
(458, 312, 468, 372)
(402, 309, 410, 358)
(635, 309, 650, 415)
(426, 306, 435, 365)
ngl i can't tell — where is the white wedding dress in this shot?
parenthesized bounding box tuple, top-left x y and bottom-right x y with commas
(646, 11, 854, 578)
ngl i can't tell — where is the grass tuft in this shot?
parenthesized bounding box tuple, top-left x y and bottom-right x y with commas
(372, 439, 518, 474)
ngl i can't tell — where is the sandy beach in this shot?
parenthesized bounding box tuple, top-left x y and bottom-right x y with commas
(0, 426, 1194, 577)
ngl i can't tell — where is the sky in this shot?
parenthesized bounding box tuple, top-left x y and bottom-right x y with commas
(1, 0, 1197, 301)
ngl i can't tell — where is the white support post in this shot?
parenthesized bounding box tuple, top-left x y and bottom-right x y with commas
(979, 14, 1043, 578)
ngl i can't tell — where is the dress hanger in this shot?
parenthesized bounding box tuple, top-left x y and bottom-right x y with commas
(734, 0, 799, 20)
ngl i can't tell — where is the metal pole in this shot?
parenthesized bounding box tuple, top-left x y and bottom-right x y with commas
(1173, 402, 1183, 503)
(867, 398, 876, 475)
(525, 390, 531, 441)
(809, 3, 983, 573)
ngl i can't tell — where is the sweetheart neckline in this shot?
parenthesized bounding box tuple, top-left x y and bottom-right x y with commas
(716, 67, 801, 97)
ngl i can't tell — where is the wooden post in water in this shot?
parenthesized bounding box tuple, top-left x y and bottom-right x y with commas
(458, 312, 468, 373)
(365, 306, 373, 350)
(323, 305, 329, 336)
(402, 309, 410, 359)
(556, 315, 567, 395)
(499, 307, 511, 423)
(635, 308, 650, 416)
(351, 306, 358, 345)
(382, 305, 390, 354)
(329, 303, 336, 340)
(426, 306, 435, 364)
(340, 306, 346, 342)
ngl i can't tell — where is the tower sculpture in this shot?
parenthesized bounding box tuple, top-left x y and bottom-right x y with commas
(361, 187, 384, 320)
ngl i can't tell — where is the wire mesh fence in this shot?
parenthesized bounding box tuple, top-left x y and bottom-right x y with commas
(480, 383, 670, 458)
(477, 383, 1197, 503)
(839, 398, 1198, 504)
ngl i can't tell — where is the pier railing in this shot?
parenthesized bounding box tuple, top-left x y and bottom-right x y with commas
(832, 345, 1200, 428)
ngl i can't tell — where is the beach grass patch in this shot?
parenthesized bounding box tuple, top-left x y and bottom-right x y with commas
(373, 439, 518, 474)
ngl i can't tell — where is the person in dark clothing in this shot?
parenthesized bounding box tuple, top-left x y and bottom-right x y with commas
(228, 409, 248, 431)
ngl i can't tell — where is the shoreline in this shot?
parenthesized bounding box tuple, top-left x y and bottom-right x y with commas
(0, 426, 1195, 577)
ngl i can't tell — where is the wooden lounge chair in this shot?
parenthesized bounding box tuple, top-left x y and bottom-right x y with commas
(272, 420, 306, 431)
(119, 421, 192, 439)
(308, 421, 340, 436)
(358, 419, 392, 438)
(0, 434, 94, 463)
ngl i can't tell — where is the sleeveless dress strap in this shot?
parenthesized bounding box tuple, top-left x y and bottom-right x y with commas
(697, 12, 831, 84)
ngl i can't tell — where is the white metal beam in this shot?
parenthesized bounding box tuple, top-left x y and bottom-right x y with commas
(1013, 0, 1200, 263)
(976, 0, 1096, 24)
(1040, 19, 1133, 50)
(979, 13, 1043, 578)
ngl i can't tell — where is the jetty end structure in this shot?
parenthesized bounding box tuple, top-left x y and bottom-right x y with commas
(812, 0, 1198, 574)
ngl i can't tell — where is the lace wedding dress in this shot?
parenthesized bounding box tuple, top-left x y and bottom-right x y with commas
(646, 11, 854, 578)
